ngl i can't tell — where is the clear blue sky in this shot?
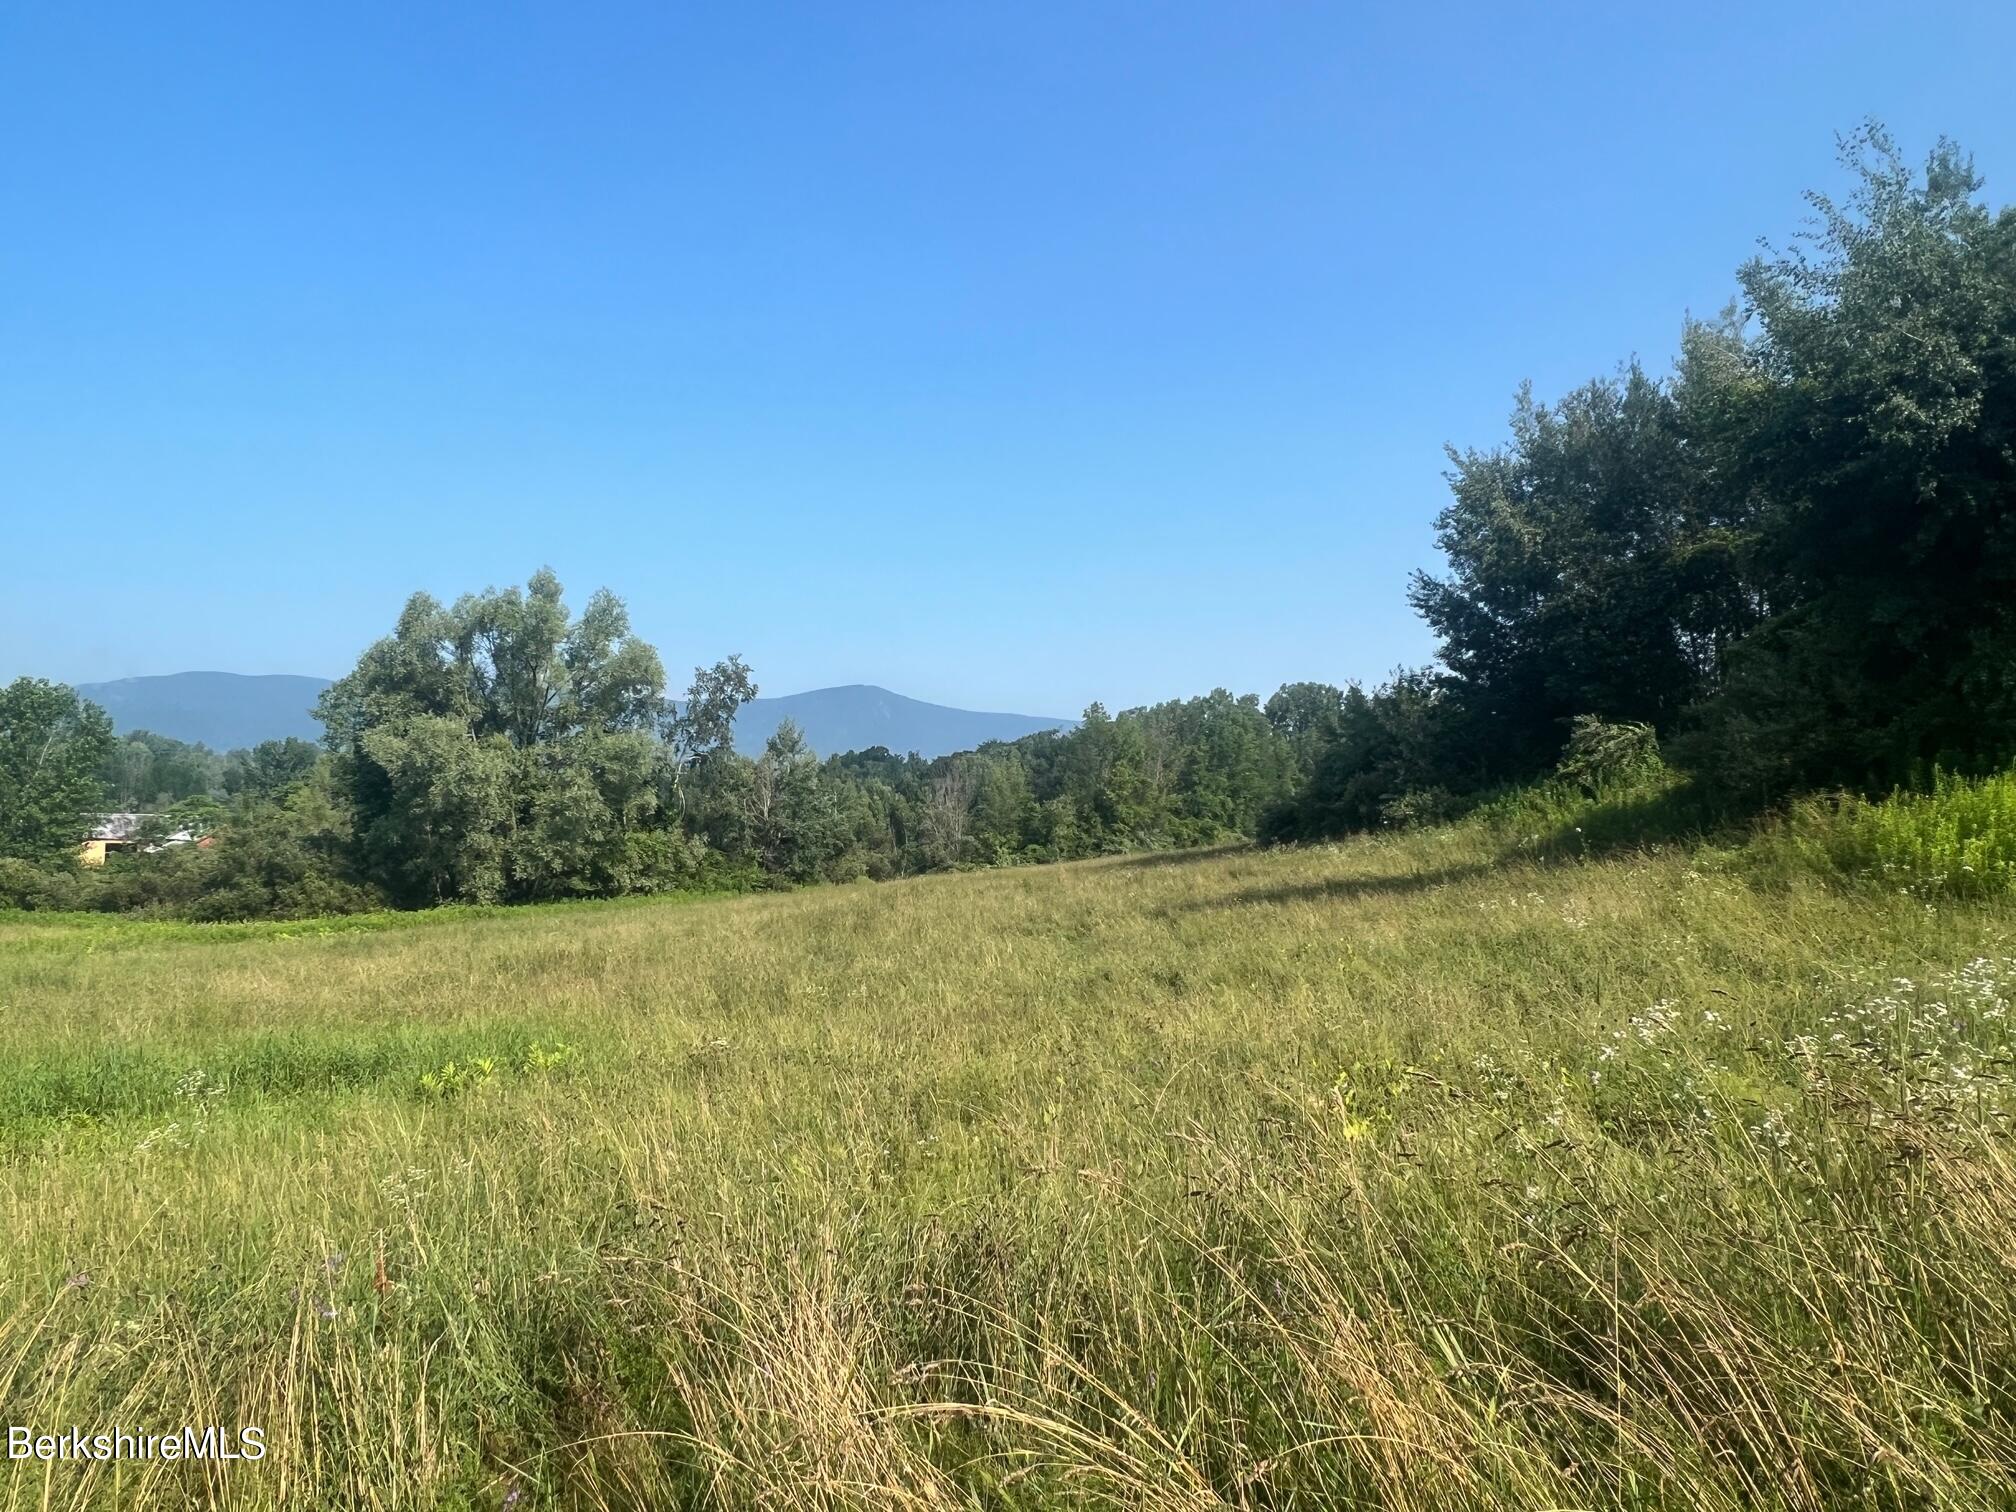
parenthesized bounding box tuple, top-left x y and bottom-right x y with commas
(4, 2, 2012, 716)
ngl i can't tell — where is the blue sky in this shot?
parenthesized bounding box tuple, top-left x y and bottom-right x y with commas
(4, 2, 2013, 716)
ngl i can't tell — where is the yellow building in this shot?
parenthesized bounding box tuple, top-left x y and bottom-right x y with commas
(78, 813, 150, 867)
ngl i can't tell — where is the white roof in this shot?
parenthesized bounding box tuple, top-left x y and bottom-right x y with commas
(85, 812, 160, 841)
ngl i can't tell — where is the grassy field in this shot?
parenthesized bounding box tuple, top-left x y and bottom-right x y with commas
(3, 820, 2015, 1509)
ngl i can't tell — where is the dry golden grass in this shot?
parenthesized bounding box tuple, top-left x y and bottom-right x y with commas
(3, 829, 2014, 1507)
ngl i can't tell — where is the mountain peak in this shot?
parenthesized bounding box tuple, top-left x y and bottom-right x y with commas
(75, 672, 1069, 760)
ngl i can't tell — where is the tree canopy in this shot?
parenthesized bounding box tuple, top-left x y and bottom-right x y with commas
(0, 678, 115, 862)
(1278, 125, 2016, 837)
(315, 569, 676, 905)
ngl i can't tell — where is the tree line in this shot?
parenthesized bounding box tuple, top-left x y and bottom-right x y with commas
(0, 571, 1339, 917)
(1269, 125, 2016, 837)
(4, 126, 2010, 917)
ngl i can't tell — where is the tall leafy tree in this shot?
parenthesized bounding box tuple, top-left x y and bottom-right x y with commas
(1054, 703, 1154, 853)
(1265, 682, 1347, 781)
(1688, 127, 2016, 793)
(223, 737, 322, 801)
(669, 655, 757, 806)
(100, 730, 226, 808)
(1409, 354, 1757, 781)
(317, 570, 675, 904)
(1264, 672, 1466, 838)
(745, 720, 846, 881)
(0, 679, 115, 861)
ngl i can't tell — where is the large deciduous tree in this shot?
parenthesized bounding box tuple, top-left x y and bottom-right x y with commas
(1685, 127, 2016, 794)
(1387, 127, 2015, 809)
(0, 679, 115, 862)
(316, 569, 680, 904)
(668, 654, 757, 805)
(1408, 345, 1760, 782)
(744, 719, 846, 882)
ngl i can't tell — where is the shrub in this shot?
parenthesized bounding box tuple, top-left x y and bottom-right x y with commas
(1770, 767, 2016, 897)
(1377, 787, 1460, 829)
(1467, 718, 1686, 844)
(1555, 716, 1663, 795)
(0, 857, 84, 912)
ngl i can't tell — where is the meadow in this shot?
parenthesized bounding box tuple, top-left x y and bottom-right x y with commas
(3, 810, 2015, 1510)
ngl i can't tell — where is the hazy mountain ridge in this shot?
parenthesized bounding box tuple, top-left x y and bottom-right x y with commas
(718, 685, 1071, 759)
(76, 673, 1069, 759)
(77, 673, 331, 751)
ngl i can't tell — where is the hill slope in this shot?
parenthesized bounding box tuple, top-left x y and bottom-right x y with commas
(77, 672, 331, 749)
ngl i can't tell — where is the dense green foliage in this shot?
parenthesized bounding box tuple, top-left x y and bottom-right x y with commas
(1277, 126, 2016, 836)
(99, 728, 226, 807)
(810, 688, 1303, 877)
(0, 678, 115, 863)
(1761, 767, 2016, 899)
(1, 578, 1329, 916)
(313, 568, 680, 906)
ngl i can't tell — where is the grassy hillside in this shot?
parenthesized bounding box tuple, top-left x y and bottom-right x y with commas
(3, 819, 2014, 1508)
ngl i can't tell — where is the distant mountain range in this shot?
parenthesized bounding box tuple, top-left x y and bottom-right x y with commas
(78, 673, 331, 751)
(75, 672, 1070, 760)
(718, 685, 1071, 759)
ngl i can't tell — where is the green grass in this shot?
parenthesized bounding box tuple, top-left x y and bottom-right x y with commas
(4, 817, 2016, 1508)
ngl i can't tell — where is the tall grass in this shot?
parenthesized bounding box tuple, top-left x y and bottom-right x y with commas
(2, 821, 2015, 1507)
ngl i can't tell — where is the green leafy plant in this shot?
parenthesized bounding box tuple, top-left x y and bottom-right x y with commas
(1774, 766, 2016, 897)
(415, 1058, 497, 1099)
(517, 1040, 579, 1075)
(1555, 716, 1664, 795)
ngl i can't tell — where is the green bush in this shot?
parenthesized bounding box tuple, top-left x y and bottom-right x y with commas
(1458, 717, 1711, 858)
(1554, 716, 1664, 794)
(1770, 767, 2016, 897)
(0, 857, 84, 912)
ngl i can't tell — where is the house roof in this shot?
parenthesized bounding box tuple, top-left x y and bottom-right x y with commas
(84, 812, 157, 841)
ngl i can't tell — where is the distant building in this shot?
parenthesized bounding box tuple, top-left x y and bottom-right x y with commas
(77, 813, 203, 866)
(79, 812, 148, 866)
